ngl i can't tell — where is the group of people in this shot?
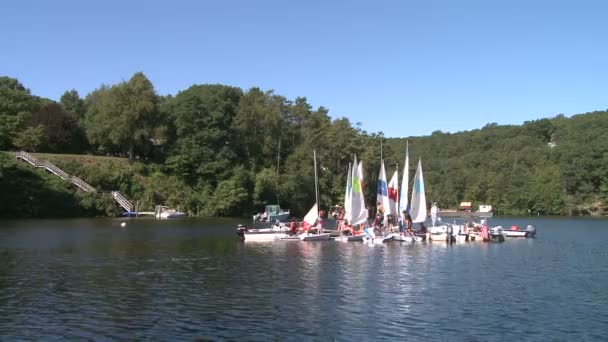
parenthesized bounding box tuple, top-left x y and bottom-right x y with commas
(286, 211, 325, 235)
(335, 203, 425, 238)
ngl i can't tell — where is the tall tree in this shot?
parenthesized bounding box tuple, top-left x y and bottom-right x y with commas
(60, 89, 85, 118)
(30, 102, 88, 153)
(84, 72, 159, 160)
(165, 84, 242, 186)
(0, 77, 41, 150)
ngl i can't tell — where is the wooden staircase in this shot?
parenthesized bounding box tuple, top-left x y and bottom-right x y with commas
(15, 151, 134, 212)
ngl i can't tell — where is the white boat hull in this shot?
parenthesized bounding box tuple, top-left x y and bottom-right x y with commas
(336, 234, 365, 242)
(503, 230, 527, 238)
(157, 211, 187, 219)
(392, 234, 422, 242)
(300, 233, 331, 241)
(244, 232, 289, 242)
(428, 232, 447, 241)
(363, 234, 393, 244)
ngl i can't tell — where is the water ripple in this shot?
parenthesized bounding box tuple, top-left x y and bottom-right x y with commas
(1, 218, 607, 340)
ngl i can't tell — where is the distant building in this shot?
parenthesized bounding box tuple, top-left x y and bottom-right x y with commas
(459, 202, 472, 212)
(478, 205, 493, 213)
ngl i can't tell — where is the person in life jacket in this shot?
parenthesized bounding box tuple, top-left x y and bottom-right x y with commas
(341, 220, 353, 236)
(480, 223, 490, 241)
(289, 218, 299, 235)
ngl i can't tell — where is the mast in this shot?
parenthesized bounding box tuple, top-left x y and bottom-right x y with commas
(276, 139, 281, 205)
(314, 149, 320, 233)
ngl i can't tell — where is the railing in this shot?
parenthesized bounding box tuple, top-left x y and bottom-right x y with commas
(15, 151, 133, 213)
(16, 151, 70, 181)
(15, 151, 39, 167)
(70, 176, 96, 193)
(40, 160, 70, 180)
(111, 191, 134, 212)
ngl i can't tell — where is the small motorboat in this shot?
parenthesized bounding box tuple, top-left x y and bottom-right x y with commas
(237, 222, 291, 242)
(502, 225, 537, 238)
(155, 205, 187, 219)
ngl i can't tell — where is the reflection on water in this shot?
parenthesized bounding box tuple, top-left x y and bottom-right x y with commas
(0, 217, 607, 340)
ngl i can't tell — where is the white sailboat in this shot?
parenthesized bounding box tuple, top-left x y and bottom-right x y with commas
(366, 154, 394, 244)
(402, 159, 426, 242)
(300, 150, 331, 241)
(337, 156, 366, 242)
(392, 144, 422, 242)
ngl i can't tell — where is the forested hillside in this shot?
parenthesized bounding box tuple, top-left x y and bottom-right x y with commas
(0, 73, 606, 218)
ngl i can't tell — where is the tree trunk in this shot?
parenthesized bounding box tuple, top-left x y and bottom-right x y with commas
(129, 141, 134, 162)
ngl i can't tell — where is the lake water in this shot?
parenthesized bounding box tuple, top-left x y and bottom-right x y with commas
(0, 217, 607, 341)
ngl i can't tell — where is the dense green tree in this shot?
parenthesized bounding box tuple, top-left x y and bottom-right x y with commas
(60, 89, 86, 118)
(13, 125, 46, 152)
(29, 102, 88, 153)
(3, 72, 608, 218)
(0, 77, 42, 149)
(84, 72, 159, 160)
(164, 84, 242, 186)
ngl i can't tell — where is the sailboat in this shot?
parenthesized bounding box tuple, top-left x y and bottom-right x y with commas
(392, 143, 422, 242)
(300, 150, 331, 241)
(337, 156, 367, 242)
(365, 154, 395, 244)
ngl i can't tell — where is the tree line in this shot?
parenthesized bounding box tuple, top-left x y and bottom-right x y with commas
(1, 73, 607, 217)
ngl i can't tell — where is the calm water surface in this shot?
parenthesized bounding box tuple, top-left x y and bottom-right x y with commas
(0, 217, 607, 341)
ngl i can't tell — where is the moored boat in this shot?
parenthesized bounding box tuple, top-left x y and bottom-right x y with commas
(155, 205, 187, 219)
(299, 232, 331, 241)
(502, 225, 537, 238)
(392, 233, 422, 242)
(238, 223, 292, 242)
(264, 204, 290, 222)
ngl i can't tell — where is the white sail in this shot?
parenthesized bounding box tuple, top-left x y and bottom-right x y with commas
(409, 159, 427, 223)
(399, 141, 409, 215)
(344, 162, 352, 223)
(303, 203, 319, 226)
(350, 156, 367, 226)
(376, 161, 390, 217)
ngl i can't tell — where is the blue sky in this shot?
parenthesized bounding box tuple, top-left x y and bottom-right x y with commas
(1, 0, 606, 137)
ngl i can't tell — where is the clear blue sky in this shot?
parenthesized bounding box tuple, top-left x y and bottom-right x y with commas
(2, 0, 606, 137)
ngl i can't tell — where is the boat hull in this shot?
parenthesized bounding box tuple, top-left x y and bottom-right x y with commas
(336, 234, 365, 242)
(392, 234, 422, 242)
(503, 231, 527, 238)
(244, 232, 289, 242)
(300, 233, 331, 241)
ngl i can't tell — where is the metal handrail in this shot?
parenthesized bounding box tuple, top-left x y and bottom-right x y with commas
(69, 176, 96, 193)
(111, 191, 134, 212)
(15, 151, 134, 212)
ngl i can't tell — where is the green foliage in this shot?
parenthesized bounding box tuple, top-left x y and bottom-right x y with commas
(84, 72, 159, 160)
(13, 125, 46, 152)
(164, 84, 242, 185)
(60, 89, 85, 118)
(0, 154, 108, 218)
(2, 73, 608, 218)
(0, 76, 42, 150)
(29, 102, 88, 153)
